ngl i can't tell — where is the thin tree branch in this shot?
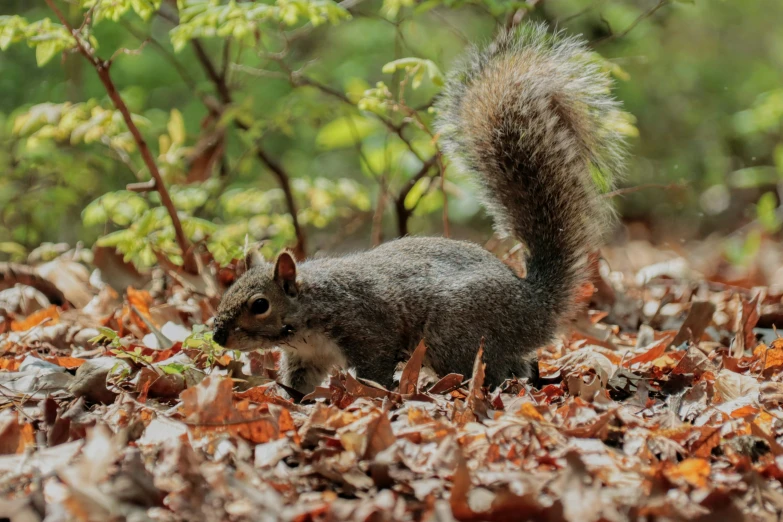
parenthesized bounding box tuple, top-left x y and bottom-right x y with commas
(602, 182, 686, 199)
(592, 0, 671, 46)
(289, 72, 430, 162)
(119, 19, 199, 92)
(394, 156, 438, 237)
(191, 40, 307, 259)
(193, 39, 232, 104)
(255, 149, 307, 260)
(45, 0, 198, 274)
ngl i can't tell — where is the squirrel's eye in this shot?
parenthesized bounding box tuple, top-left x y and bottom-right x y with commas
(249, 297, 271, 317)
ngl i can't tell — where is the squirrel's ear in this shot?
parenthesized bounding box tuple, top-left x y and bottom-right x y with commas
(274, 251, 298, 296)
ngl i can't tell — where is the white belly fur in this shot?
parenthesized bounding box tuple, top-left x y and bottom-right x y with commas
(278, 330, 349, 391)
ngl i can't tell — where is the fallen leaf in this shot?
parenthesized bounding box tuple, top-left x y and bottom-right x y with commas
(671, 301, 716, 347)
(715, 369, 760, 402)
(10, 305, 59, 331)
(399, 339, 427, 395)
(45, 356, 86, 369)
(626, 337, 671, 367)
(664, 457, 711, 489)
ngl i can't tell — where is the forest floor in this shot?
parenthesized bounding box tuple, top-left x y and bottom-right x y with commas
(2, 237, 783, 521)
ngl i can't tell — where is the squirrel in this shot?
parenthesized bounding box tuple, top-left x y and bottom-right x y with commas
(212, 23, 625, 394)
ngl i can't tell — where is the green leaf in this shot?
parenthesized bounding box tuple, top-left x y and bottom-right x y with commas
(81, 200, 109, 226)
(167, 109, 186, 146)
(171, 0, 350, 50)
(757, 192, 781, 233)
(0, 242, 27, 261)
(159, 363, 188, 375)
(382, 57, 443, 89)
(35, 40, 59, 66)
(316, 115, 378, 150)
(89, 326, 120, 345)
(729, 167, 779, 189)
(774, 144, 783, 176)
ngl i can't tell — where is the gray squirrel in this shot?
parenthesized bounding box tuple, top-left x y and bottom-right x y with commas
(212, 23, 626, 394)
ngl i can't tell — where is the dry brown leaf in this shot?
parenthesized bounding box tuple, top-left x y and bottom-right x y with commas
(363, 412, 395, 459)
(671, 300, 716, 347)
(453, 345, 486, 426)
(732, 295, 759, 357)
(399, 339, 427, 395)
(715, 369, 760, 402)
(180, 376, 291, 444)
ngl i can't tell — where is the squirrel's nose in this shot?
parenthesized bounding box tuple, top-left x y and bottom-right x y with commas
(212, 325, 228, 346)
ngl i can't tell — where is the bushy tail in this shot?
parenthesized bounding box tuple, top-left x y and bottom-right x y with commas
(436, 23, 626, 324)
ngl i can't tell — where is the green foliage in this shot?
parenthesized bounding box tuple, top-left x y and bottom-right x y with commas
(357, 82, 394, 114)
(171, 0, 350, 52)
(316, 115, 380, 150)
(0, 15, 79, 66)
(14, 101, 146, 152)
(387, 0, 529, 17)
(81, 0, 164, 22)
(83, 191, 150, 227)
(183, 325, 237, 365)
(756, 192, 781, 234)
(382, 57, 444, 89)
(725, 229, 763, 267)
(733, 90, 783, 136)
(89, 326, 124, 347)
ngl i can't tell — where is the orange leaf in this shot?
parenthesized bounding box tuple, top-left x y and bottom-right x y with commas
(235, 383, 301, 411)
(691, 427, 721, 458)
(16, 423, 35, 454)
(45, 356, 86, 369)
(730, 405, 759, 418)
(181, 376, 291, 445)
(517, 402, 545, 421)
(126, 287, 155, 332)
(575, 281, 596, 304)
(11, 306, 59, 332)
(0, 358, 21, 371)
(664, 458, 710, 489)
(762, 343, 783, 374)
(626, 338, 670, 367)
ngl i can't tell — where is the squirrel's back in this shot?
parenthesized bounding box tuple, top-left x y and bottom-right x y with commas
(436, 23, 626, 326)
(213, 23, 627, 392)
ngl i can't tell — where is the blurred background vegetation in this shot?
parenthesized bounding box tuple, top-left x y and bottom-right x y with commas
(1, 0, 782, 271)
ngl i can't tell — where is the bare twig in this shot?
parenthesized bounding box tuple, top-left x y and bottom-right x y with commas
(371, 186, 387, 247)
(557, 5, 594, 24)
(593, 0, 671, 46)
(108, 38, 149, 63)
(46, 0, 198, 274)
(439, 156, 450, 237)
(256, 149, 307, 260)
(127, 180, 157, 193)
(602, 182, 687, 199)
(119, 19, 199, 93)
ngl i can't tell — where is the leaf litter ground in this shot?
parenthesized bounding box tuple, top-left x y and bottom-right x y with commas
(2, 240, 783, 521)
